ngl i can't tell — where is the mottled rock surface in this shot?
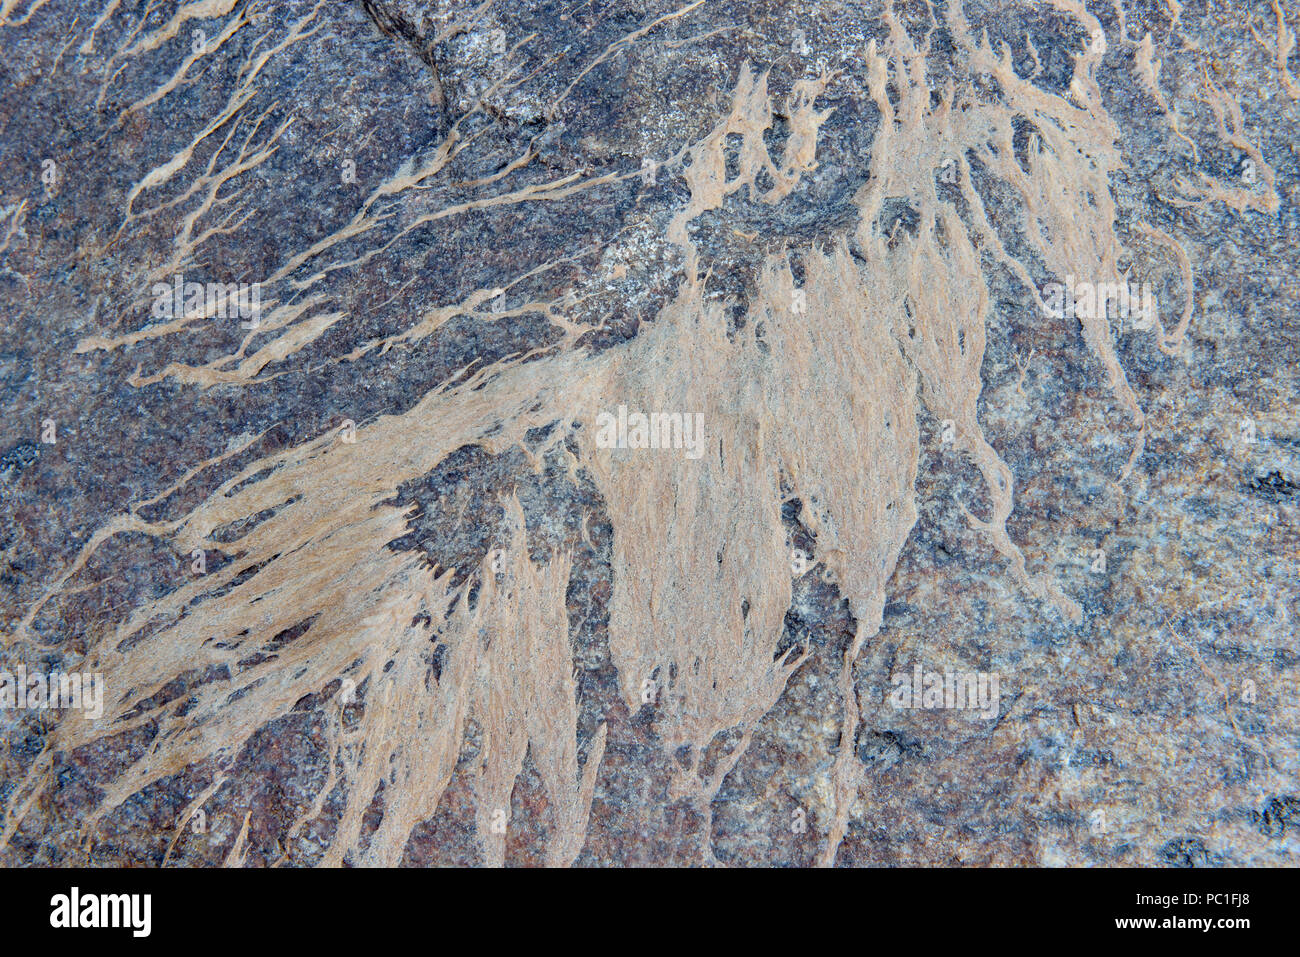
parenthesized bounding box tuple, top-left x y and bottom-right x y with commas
(0, 0, 1296, 866)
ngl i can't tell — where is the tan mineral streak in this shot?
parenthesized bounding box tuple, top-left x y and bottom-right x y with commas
(1134, 31, 1198, 158)
(126, 307, 347, 389)
(126, 0, 245, 56)
(753, 248, 919, 867)
(467, 497, 607, 868)
(78, 0, 120, 54)
(0, 0, 47, 28)
(1171, 68, 1281, 216)
(552, 1, 705, 112)
(585, 277, 805, 799)
(1251, 0, 1300, 99)
(124, 4, 253, 116)
(2, 347, 608, 858)
(1132, 221, 1195, 355)
(118, 3, 325, 217)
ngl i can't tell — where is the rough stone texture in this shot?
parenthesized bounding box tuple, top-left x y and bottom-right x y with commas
(0, 0, 1296, 866)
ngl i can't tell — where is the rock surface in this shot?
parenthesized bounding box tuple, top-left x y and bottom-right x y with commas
(0, 0, 1296, 866)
